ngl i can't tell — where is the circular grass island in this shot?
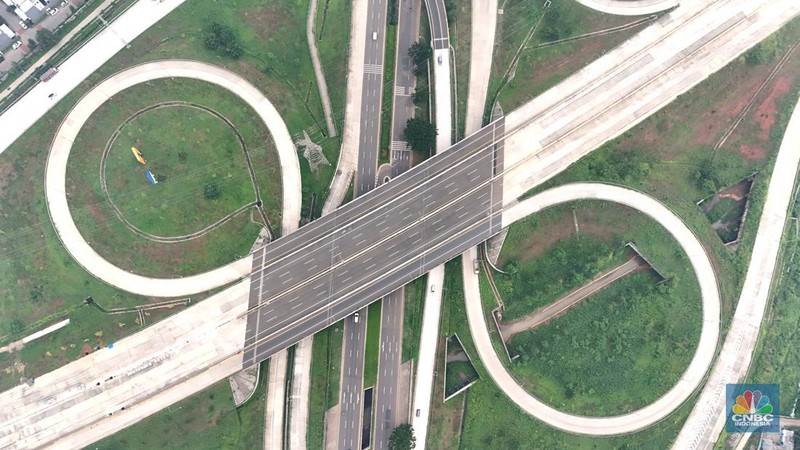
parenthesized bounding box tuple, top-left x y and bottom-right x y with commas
(492, 200, 702, 417)
(66, 78, 283, 277)
(103, 102, 257, 239)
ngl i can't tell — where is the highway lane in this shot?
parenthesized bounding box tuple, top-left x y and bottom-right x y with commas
(373, 290, 404, 450)
(388, 0, 422, 173)
(355, 0, 389, 196)
(343, 0, 391, 442)
(243, 121, 505, 365)
(424, 0, 449, 50)
(371, 1, 423, 447)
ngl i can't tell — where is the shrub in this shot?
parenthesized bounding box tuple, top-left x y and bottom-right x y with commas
(204, 22, 243, 59)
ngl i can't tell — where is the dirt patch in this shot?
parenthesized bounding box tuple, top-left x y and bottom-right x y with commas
(754, 75, 793, 140)
(576, 206, 635, 243)
(242, 6, 290, 42)
(688, 66, 772, 148)
(738, 143, 767, 161)
(499, 213, 575, 267)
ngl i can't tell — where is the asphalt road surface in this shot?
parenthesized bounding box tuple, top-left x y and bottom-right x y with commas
(340, 0, 389, 444)
(424, 0, 449, 50)
(372, 289, 405, 449)
(388, 0, 421, 174)
(354, 0, 389, 196)
(242, 119, 505, 368)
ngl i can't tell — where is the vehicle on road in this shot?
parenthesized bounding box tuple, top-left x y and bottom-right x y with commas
(40, 67, 59, 82)
(372, 31, 377, 41)
(12, 41, 21, 50)
(473, 259, 479, 274)
(430, 284, 435, 292)
(18, 21, 27, 30)
(48, 8, 59, 16)
(353, 312, 360, 323)
(437, 55, 442, 65)
(60, 0, 68, 5)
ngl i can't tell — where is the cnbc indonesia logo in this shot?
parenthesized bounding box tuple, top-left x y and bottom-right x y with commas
(726, 384, 780, 433)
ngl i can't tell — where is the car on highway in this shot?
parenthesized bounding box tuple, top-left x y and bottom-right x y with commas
(353, 312, 360, 323)
(430, 284, 435, 292)
(372, 31, 377, 41)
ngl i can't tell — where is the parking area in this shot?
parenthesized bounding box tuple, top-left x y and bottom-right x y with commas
(0, 0, 84, 77)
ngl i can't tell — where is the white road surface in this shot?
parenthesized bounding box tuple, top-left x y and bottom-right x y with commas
(0, 0, 188, 156)
(462, 183, 721, 435)
(574, 0, 678, 16)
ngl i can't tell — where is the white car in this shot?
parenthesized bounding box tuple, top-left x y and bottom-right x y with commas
(353, 312, 360, 323)
(18, 21, 27, 30)
(48, 8, 59, 15)
(60, 0, 68, 6)
(12, 41, 21, 50)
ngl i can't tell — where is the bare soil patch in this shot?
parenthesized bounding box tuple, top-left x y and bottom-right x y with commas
(754, 76, 793, 140)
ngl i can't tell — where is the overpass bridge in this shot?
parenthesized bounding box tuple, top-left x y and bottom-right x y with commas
(243, 118, 505, 367)
(0, 0, 798, 447)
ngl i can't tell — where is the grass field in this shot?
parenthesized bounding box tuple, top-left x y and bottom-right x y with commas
(487, 0, 649, 113)
(493, 200, 702, 416)
(363, 301, 383, 388)
(307, 321, 344, 450)
(421, 260, 699, 449)
(402, 276, 426, 362)
(104, 104, 256, 237)
(66, 78, 278, 277)
(93, 362, 268, 450)
(0, 0, 349, 391)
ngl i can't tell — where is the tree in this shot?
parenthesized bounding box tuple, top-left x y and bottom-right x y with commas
(36, 29, 57, 48)
(404, 117, 436, 153)
(408, 41, 431, 76)
(203, 182, 221, 200)
(411, 86, 428, 106)
(388, 423, 416, 450)
(27, 39, 37, 51)
(203, 22, 243, 59)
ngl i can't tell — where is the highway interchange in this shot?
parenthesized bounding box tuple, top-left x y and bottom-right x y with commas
(0, 0, 799, 448)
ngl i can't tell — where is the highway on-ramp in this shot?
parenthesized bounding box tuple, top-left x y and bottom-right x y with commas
(45, 60, 301, 298)
(464, 183, 721, 435)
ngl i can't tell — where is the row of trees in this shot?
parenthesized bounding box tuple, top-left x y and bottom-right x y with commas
(404, 41, 436, 153)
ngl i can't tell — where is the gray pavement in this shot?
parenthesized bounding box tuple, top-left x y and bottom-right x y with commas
(388, 0, 421, 174)
(339, 0, 389, 444)
(354, 0, 389, 196)
(373, 289, 405, 449)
